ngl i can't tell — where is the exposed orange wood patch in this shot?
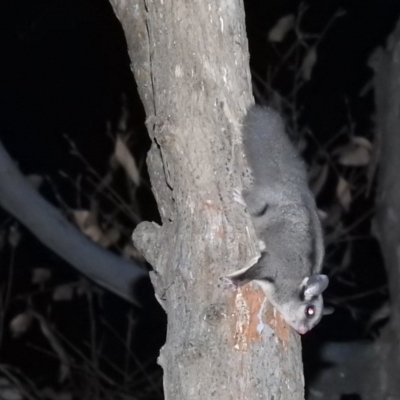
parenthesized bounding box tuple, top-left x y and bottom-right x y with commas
(230, 283, 290, 350)
(265, 307, 290, 345)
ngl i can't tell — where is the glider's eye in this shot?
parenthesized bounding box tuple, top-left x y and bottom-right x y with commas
(305, 305, 315, 318)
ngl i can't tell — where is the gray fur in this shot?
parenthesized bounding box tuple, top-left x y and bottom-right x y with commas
(226, 105, 330, 334)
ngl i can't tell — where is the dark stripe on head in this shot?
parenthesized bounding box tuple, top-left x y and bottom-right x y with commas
(252, 203, 269, 217)
(299, 286, 305, 301)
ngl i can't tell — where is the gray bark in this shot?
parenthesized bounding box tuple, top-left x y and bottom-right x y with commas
(370, 17, 400, 400)
(0, 141, 146, 305)
(109, 0, 304, 399)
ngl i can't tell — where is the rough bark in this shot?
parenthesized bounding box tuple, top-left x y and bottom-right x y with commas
(371, 17, 400, 400)
(109, 1, 305, 399)
(0, 142, 146, 304)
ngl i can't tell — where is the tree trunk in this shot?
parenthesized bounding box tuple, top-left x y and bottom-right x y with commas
(109, 1, 304, 398)
(371, 17, 400, 400)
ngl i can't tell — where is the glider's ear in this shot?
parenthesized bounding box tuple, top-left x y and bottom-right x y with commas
(303, 274, 329, 300)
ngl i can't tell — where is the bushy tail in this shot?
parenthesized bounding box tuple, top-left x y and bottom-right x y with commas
(242, 105, 306, 186)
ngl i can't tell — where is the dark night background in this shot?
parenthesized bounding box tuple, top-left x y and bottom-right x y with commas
(1, 0, 399, 398)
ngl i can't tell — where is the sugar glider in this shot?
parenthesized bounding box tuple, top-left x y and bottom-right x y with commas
(225, 105, 331, 334)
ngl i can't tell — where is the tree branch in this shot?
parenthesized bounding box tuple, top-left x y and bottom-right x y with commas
(0, 141, 147, 305)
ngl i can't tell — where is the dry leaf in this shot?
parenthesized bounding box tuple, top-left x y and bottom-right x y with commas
(352, 136, 373, 150)
(114, 136, 140, 186)
(53, 285, 74, 301)
(26, 174, 44, 189)
(73, 210, 95, 231)
(0, 377, 23, 400)
(82, 224, 104, 243)
(73, 210, 107, 245)
(9, 312, 33, 337)
(268, 15, 295, 42)
(301, 47, 317, 81)
(335, 136, 372, 167)
(32, 268, 51, 285)
(76, 278, 91, 297)
(317, 209, 328, 220)
(336, 177, 352, 211)
(323, 204, 342, 230)
(102, 227, 120, 246)
(339, 146, 370, 166)
(298, 135, 308, 153)
(8, 225, 21, 248)
(122, 243, 142, 260)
